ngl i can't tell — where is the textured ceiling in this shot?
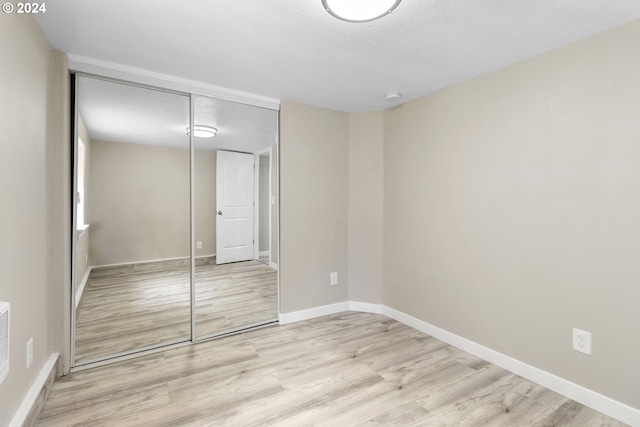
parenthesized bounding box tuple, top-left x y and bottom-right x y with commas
(37, 1, 640, 112)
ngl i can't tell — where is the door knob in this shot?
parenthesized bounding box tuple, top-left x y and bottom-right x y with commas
(217, 211, 222, 216)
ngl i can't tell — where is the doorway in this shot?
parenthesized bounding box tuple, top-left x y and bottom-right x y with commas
(71, 76, 279, 366)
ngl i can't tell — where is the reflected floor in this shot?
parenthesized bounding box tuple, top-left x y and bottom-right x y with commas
(74, 257, 277, 363)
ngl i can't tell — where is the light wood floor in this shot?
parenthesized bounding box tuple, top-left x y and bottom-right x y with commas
(75, 258, 277, 363)
(42, 312, 626, 426)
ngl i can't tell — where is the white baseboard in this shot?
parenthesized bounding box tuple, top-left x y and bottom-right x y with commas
(278, 301, 350, 324)
(75, 267, 92, 310)
(93, 254, 217, 270)
(349, 301, 385, 314)
(270, 262, 278, 271)
(278, 301, 640, 426)
(94, 255, 189, 269)
(10, 353, 59, 427)
(259, 251, 270, 257)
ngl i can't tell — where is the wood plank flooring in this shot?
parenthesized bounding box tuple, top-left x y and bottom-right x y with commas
(42, 312, 627, 426)
(75, 258, 277, 363)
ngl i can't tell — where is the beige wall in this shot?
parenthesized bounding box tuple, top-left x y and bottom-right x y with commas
(348, 112, 385, 303)
(195, 150, 217, 258)
(280, 101, 349, 312)
(49, 49, 72, 377)
(88, 142, 218, 266)
(88, 140, 191, 265)
(279, 107, 383, 307)
(383, 21, 640, 409)
(0, 14, 67, 426)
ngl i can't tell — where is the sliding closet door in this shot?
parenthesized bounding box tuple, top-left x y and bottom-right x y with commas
(192, 94, 279, 340)
(73, 76, 192, 364)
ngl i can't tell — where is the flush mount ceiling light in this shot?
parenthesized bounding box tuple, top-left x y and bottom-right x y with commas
(186, 125, 218, 138)
(385, 91, 401, 101)
(322, 0, 402, 23)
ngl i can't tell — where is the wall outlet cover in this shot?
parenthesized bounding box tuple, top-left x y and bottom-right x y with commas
(573, 328, 592, 355)
(26, 337, 33, 369)
(330, 272, 338, 286)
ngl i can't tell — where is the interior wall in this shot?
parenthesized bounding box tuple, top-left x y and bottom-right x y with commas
(194, 150, 217, 258)
(88, 142, 218, 266)
(347, 111, 385, 303)
(279, 101, 349, 312)
(49, 49, 71, 377)
(88, 141, 189, 265)
(383, 20, 640, 409)
(0, 13, 62, 426)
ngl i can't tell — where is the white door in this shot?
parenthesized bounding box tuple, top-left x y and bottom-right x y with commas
(216, 150, 255, 264)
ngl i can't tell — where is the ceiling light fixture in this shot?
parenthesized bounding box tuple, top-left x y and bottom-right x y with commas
(322, 0, 402, 23)
(186, 125, 218, 138)
(385, 91, 401, 101)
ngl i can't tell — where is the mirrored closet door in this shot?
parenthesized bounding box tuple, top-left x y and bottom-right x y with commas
(192, 94, 278, 339)
(71, 75, 279, 367)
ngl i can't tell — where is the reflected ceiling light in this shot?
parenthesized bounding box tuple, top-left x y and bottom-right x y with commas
(322, 0, 402, 23)
(186, 125, 218, 138)
(385, 91, 401, 101)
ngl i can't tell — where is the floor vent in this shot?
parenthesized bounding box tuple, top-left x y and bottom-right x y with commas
(0, 302, 9, 384)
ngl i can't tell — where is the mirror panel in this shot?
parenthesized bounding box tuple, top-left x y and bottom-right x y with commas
(73, 76, 191, 364)
(193, 94, 279, 339)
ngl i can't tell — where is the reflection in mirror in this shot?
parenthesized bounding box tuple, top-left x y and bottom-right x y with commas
(73, 76, 191, 364)
(193, 94, 278, 339)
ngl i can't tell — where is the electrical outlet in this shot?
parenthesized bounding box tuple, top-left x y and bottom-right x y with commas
(330, 272, 338, 286)
(196, 241, 202, 249)
(26, 338, 33, 369)
(573, 328, 591, 355)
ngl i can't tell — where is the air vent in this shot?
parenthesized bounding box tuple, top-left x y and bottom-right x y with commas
(0, 302, 9, 384)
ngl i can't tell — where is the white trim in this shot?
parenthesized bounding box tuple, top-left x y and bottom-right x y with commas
(253, 154, 260, 261)
(74, 267, 92, 311)
(9, 353, 59, 427)
(255, 147, 272, 264)
(349, 301, 385, 315)
(278, 301, 640, 426)
(278, 302, 350, 324)
(76, 223, 90, 240)
(255, 148, 272, 156)
(68, 55, 280, 111)
(92, 255, 217, 270)
(270, 262, 278, 271)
